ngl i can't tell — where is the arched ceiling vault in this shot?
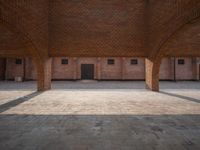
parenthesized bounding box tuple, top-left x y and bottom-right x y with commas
(0, 19, 38, 58)
(0, 0, 200, 59)
(148, 0, 200, 61)
(0, 0, 49, 60)
(163, 17, 200, 57)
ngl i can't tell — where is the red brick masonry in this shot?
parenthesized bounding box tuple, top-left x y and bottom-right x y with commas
(1, 57, 199, 81)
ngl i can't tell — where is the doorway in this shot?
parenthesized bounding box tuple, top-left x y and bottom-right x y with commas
(199, 64, 200, 80)
(81, 64, 94, 80)
(0, 58, 6, 80)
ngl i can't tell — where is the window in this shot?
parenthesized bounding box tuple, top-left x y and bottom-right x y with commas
(178, 59, 185, 65)
(61, 59, 68, 65)
(15, 59, 22, 65)
(107, 59, 115, 65)
(131, 59, 138, 65)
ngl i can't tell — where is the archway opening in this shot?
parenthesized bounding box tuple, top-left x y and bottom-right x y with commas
(50, 57, 147, 90)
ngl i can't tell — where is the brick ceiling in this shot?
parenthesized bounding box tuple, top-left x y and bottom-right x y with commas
(0, 0, 200, 59)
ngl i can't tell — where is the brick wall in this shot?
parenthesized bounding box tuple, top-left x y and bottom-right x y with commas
(123, 58, 145, 80)
(175, 57, 194, 80)
(25, 58, 37, 80)
(159, 58, 173, 80)
(52, 57, 75, 80)
(3, 57, 200, 81)
(100, 58, 122, 80)
(6, 58, 24, 80)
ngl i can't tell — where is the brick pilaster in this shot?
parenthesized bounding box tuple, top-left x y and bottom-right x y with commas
(121, 57, 125, 80)
(73, 57, 78, 80)
(192, 57, 199, 80)
(170, 57, 176, 81)
(37, 58, 52, 91)
(97, 57, 101, 80)
(145, 58, 160, 91)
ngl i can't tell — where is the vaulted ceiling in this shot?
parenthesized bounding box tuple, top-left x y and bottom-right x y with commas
(0, 0, 200, 59)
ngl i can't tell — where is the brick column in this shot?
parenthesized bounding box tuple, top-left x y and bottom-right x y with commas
(97, 57, 101, 80)
(121, 57, 125, 80)
(145, 58, 160, 91)
(198, 63, 200, 81)
(170, 57, 176, 81)
(37, 58, 52, 91)
(73, 57, 78, 80)
(25, 58, 30, 81)
(5, 58, 8, 81)
(76, 58, 80, 79)
(23, 58, 26, 81)
(198, 59, 200, 80)
(192, 57, 198, 80)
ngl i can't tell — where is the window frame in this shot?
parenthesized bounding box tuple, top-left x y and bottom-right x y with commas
(15, 59, 22, 65)
(178, 59, 185, 65)
(107, 59, 115, 65)
(130, 59, 138, 65)
(61, 58, 69, 65)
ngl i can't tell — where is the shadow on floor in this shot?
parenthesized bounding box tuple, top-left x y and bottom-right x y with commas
(159, 81, 200, 90)
(51, 81, 146, 90)
(0, 114, 200, 150)
(52, 81, 200, 91)
(0, 92, 43, 113)
(160, 91, 200, 104)
(0, 81, 36, 91)
(0, 81, 200, 91)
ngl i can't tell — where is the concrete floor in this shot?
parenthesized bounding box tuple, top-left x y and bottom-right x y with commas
(0, 81, 200, 150)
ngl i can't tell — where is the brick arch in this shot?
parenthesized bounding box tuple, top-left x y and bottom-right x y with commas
(0, 19, 51, 91)
(149, 1, 200, 59)
(161, 17, 200, 57)
(146, 11, 200, 91)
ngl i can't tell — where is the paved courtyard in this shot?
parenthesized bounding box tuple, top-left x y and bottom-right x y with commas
(0, 81, 200, 150)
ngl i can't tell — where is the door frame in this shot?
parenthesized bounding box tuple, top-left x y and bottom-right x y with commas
(0, 58, 6, 80)
(199, 64, 200, 80)
(81, 64, 95, 80)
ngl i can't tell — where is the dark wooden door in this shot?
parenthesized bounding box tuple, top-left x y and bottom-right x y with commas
(0, 58, 6, 80)
(81, 64, 94, 80)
